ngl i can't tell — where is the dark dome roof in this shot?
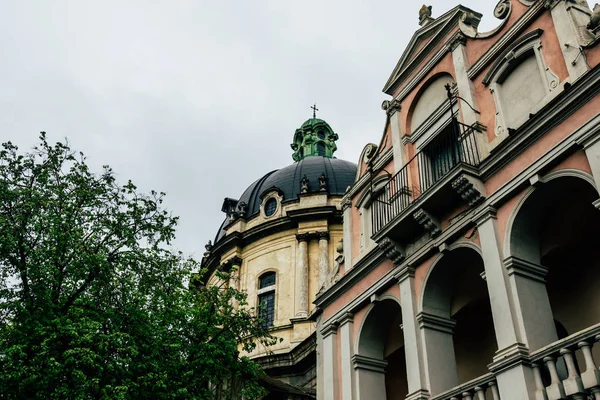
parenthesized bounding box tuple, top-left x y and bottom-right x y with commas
(215, 156, 357, 243)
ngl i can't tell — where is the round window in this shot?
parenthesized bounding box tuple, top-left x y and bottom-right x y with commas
(264, 197, 278, 217)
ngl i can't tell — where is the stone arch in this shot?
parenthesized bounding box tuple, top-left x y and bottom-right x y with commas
(505, 169, 598, 262)
(354, 298, 408, 400)
(419, 244, 497, 395)
(504, 171, 600, 355)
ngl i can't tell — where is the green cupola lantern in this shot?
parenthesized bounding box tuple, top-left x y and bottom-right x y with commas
(291, 105, 339, 161)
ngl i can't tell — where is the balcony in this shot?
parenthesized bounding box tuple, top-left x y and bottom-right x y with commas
(371, 117, 483, 242)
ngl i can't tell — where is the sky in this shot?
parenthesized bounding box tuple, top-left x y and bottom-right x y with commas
(0, 0, 506, 258)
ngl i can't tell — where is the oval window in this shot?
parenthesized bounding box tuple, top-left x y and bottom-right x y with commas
(264, 197, 278, 217)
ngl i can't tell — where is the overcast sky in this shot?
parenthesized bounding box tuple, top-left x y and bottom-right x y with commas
(0, 1, 508, 257)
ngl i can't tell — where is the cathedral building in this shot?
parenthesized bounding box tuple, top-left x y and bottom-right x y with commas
(201, 115, 356, 398)
(313, 1, 600, 399)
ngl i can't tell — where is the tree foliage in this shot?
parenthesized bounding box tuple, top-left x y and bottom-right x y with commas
(0, 134, 275, 399)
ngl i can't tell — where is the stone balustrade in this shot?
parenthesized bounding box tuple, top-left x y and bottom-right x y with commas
(531, 323, 600, 400)
(431, 373, 501, 400)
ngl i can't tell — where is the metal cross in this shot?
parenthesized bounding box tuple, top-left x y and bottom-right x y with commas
(311, 104, 319, 118)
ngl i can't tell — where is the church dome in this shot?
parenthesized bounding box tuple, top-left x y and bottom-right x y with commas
(214, 114, 356, 243)
(215, 156, 357, 242)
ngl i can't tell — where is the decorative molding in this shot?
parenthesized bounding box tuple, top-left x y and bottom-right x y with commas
(504, 256, 549, 283)
(341, 197, 353, 212)
(482, 29, 545, 86)
(338, 312, 354, 326)
(494, 0, 511, 19)
(451, 175, 485, 206)
(378, 237, 406, 266)
(393, 265, 416, 283)
(447, 32, 467, 52)
(296, 233, 310, 242)
(593, 198, 600, 210)
(413, 208, 441, 237)
(488, 342, 531, 373)
(467, 1, 546, 80)
(219, 255, 243, 272)
(416, 312, 456, 334)
(321, 321, 339, 338)
(315, 231, 330, 241)
(351, 354, 388, 373)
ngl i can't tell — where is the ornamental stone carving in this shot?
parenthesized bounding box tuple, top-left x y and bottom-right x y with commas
(300, 175, 310, 194)
(319, 174, 328, 192)
(419, 5, 434, 26)
(589, 4, 600, 31)
(451, 176, 484, 206)
(381, 99, 401, 117)
(494, 0, 511, 19)
(413, 208, 441, 237)
(378, 237, 405, 266)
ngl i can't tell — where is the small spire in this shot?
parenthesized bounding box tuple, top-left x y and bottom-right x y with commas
(311, 103, 319, 119)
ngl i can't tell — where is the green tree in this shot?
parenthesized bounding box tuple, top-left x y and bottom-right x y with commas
(0, 134, 275, 399)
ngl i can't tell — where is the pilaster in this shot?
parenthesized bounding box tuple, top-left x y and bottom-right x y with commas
(416, 312, 458, 396)
(317, 231, 330, 290)
(342, 198, 354, 270)
(322, 322, 340, 400)
(394, 266, 430, 399)
(382, 99, 404, 174)
(338, 313, 355, 400)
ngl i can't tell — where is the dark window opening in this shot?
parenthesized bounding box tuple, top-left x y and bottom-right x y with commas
(264, 198, 278, 217)
(258, 291, 275, 327)
(317, 130, 325, 140)
(317, 142, 326, 156)
(423, 123, 462, 188)
(259, 272, 276, 289)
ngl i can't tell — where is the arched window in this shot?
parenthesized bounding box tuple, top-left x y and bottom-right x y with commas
(258, 272, 276, 327)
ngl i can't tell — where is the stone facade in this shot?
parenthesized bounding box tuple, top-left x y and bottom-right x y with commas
(315, 1, 600, 400)
(203, 119, 356, 398)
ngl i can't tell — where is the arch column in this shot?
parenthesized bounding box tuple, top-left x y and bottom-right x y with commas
(295, 233, 310, 317)
(417, 311, 458, 396)
(322, 322, 340, 400)
(476, 207, 550, 399)
(338, 313, 355, 400)
(383, 99, 405, 174)
(395, 266, 429, 400)
(317, 231, 330, 290)
(342, 198, 354, 270)
(352, 354, 387, 400)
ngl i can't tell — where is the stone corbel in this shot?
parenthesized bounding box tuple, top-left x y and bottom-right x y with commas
(451, 175, 485, 206)
(377, 237, 406, 266)
(413, 208, 441, 237)
(218, 255, 243, 273)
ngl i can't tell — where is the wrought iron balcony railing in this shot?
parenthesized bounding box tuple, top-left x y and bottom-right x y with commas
(371, 117, 481, 237)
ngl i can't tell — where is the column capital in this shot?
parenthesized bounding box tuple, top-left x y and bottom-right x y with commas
(338, 312, 354, 326)
(416, 312, 456, 334)
(447, 32, 467, 52)
(296, 233, 310, 242)
(316, 231, 330, 241)
(393, 264, 415, 282)
(321, 321, 339, 338)
(504, 256, 549, 283)
(219, 255, 243, 272)
(351, 354, 388, 372)
(474, 205, 498, 226)
(381, 98, 401, 117)
(341, 197, 353, 212)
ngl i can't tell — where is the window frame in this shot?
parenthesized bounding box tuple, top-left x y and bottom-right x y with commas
(483, 29, 560, 138)
(257, 271, 277, 328)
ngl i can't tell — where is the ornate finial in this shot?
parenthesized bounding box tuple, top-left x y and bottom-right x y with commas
(419, 5, 433, 26)
(311, 103, 319, 119)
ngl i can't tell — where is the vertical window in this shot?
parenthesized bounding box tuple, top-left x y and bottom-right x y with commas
(317, 142, 326, 156)
(258, 272, 276, 327)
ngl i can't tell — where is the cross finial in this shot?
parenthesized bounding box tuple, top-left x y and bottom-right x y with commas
(311, 103, 319, 119)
